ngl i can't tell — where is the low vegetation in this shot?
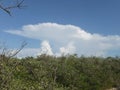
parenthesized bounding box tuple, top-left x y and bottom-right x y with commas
(0, 54, 120, 90)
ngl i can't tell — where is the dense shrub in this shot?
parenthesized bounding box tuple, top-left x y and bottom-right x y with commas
(0, 55, 120, 90)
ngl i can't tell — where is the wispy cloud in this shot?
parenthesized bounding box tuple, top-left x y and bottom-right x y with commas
(5, 22, 120, 57)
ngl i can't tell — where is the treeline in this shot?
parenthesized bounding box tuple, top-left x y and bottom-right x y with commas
(0, 54, 120, 90)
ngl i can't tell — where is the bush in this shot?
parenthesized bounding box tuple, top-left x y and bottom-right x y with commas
(0, 55, 120, 90)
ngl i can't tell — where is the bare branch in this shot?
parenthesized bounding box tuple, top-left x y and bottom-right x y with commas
(0, 4, 11, 15)
(0, 41, 27, 60)
(8, 41, 27, 58)
(5, 0, 25, 9)
(0, 0, 25, 15)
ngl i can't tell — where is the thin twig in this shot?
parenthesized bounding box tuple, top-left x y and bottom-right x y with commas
(0, 0, 25, 15)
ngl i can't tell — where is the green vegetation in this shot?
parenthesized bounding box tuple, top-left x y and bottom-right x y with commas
(0, 54, 120, 90)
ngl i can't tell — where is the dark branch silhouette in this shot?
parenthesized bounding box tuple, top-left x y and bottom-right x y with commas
(8, 41, 27, 59)
(0, 41, 27, 61)
(0, 0, 25, 15)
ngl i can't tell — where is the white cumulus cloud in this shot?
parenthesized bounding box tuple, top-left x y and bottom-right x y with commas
(5, 22, 120, 57)
(38, 40, 53, 55)
(59, 42, 76, 55)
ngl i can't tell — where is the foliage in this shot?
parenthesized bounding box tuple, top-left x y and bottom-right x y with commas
(0, 55, 120, 90)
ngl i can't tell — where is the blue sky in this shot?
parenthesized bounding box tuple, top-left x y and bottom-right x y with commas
(0, 0, 120, 57)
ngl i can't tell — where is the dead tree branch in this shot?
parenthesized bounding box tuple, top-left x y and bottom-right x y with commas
(0, 41, 27, 60)
(8, 41, 27, 59)
(0, 0, 25, 15)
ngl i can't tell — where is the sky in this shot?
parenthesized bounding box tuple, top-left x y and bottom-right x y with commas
(0, 0, 120, 57)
